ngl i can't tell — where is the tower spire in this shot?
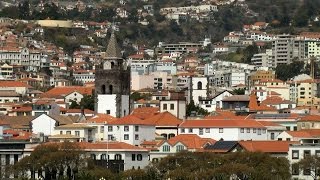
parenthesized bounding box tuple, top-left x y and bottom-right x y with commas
(105, 31, 122, 60)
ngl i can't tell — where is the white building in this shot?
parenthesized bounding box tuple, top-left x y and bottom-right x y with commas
(179, 120, 268, 141)
(199, 90, 233, 112)
(106, 115, 156, 146)
(188, 77, 209, 105)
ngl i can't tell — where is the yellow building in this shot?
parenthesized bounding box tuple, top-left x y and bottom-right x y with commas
(306, 41, 320, 58)
(288, 79, 318, 107)
(248, 70, 275, 88)
(297, 115, 320, 130)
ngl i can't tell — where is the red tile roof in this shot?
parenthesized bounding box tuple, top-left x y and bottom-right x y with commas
(78, 142, 148, 151)
(0, 81, 33, 88)
(249, 93, 276, 111)
(40, 86, 94, 98)
(86, 113, 117, 124)
(164, 134, 215, 150)
(131, 107, 159, 120)
(299, 115, 320, 122)
(109, 114, 155, 126)
(179, 120, 266, 128)
(143, 112, 182, 126)
(239, 140, 294, 153)
(286, 131, 313, 138)
(66, 109, 95, 114)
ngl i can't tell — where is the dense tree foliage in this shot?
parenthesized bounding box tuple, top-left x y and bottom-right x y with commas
(148, 151, 291, 180)
(69, 94, 95, 110)
(130, 92, 152, 101)
(186, 100, 209, 116)
(275, 61, 304, 81)
(296, 155, 320, 180)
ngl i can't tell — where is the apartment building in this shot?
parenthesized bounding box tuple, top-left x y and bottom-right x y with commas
(272, 35, 305, 67)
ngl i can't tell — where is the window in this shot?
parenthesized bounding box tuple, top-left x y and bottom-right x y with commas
(108, 126, 113, 132)
(205, 128, 210, 133)
(163, 104, 167, 110)
(286, 138, 291, 141)
(101, 154, 107, 160)
(197, 81, 202, 90)
(108, 135, 113, 140)
(60, 131, 63, 135)
(199, 128, 203, 135)
(100, 126, 104, 133)
(292, 150, 299, 159)
(181, 128, 185, 133)
(135, 134, 139, 140)
(292, 164, 299, 175)
(258, 129, 261, 135)
(253, 128, 256, 133)
(75, 131, 80, 136)
(240, 128, 244, 133)
(219, 128, 223, 133)
(271, 133, 275, 140)
(115, 154, 122, 160)
(316, 150, 320, 157)
(170, 104, 174, 110)
(302, 123, 305, 127)
(163, 145, 170, 152)
(304, 167, 311, 175)
(189, 128, 193, 133)
(124, 134, 129, 140)
(66, 131, 71, 135)
(106, 110, 110, 114)
(304, 150, 311, 158)
(90, 154, 96, 160)
(137, 154, 142, 161)
(247, 128, 250, 133)
(135, 126, 139, 132)
(124, 126, 129, 132)
(132, 154, 136, 161)
(176, 145, 184, 152)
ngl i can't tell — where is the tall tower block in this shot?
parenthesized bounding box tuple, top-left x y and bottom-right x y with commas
(95, 32, 130, 118)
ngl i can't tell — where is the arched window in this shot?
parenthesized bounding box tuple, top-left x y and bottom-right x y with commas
(109, 85, 113, 94)
(176, 145, 185, 152)
(101, 154, 107, 160)
(197, 81, 202, 90)
(101, 85, 106, 94)
(111, 62, 115, 69)
(137, 154, 142, 161)
(115, 154, 122, 160)
(90, 154, 96, 160)
(162, 145, 170, 152)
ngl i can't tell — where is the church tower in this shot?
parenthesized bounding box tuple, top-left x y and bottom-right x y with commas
(95, 32, 130, 118)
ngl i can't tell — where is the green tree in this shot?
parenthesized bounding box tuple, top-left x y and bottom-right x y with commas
(275, 61, 304, 81)
(79, 94, 95, 111)
(233, 88, 245, 95)
(296, 155, 320, 180)
(186, 100, 209, 116)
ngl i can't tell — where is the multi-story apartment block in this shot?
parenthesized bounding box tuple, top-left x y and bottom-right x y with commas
(305, 40, 320, 58)
(0, 47, 50, 72)
(0, 63, 13, 79)
(73, 69, 95, 84)
(272, 35, 305, 67)
(251, 49, 272, 67)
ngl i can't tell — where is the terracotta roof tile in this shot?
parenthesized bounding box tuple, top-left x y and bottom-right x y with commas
(0, 81, 33, 88)
(78, 142, 148, 151)
(299, 115, 320, 122)
(143, 112, 182, 126)
(86, 113, 117, 124)
(40, 86, 94, 98)
(164, 134, 215, 150)
(109, 114, 155, 126)
(131, 107, 159, 120)
(239, 140, 294, 153)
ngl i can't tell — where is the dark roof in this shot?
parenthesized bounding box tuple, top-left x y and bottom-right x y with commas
(222, 95, 250, 102)
(204, 140, 239, 152)
(105, 32, 122, 60)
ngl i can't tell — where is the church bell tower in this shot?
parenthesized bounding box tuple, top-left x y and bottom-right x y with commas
(95, 32, 130, 118)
